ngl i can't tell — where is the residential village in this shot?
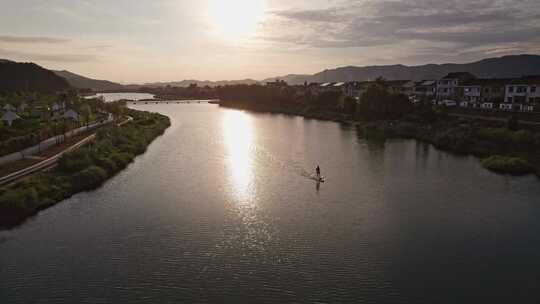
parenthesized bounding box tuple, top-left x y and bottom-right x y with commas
(0, 93, 113, 158)
(267, 73, 540, 113)
(1, 100, 81, 127)
(1, 72, 538, 161)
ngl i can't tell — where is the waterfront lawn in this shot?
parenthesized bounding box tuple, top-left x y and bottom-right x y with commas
(0, 108, 171, 227)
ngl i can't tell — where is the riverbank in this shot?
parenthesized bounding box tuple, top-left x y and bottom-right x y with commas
(356, 119, 540, 176)
(220, 100, 354, 123)
(220, 101, 540, 177)
(0, 108, 170, 228)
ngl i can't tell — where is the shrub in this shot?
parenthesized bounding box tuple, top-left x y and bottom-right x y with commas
(476, 128, 513, 146)
(512, 130, 535, 148)
(58, 149, 94, 173)
(139, 118, 156, 126)
(94, 156, 118, 174)
(110, 152, 134, 169)
(0, 187, 39, 210)
(0, 189, 28, 210)
(72, 166, 108, 192)
(481, 155, 535, 175)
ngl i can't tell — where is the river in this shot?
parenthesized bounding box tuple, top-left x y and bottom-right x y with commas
(1, 102, 539, 303)
(86, 92, 155, 102)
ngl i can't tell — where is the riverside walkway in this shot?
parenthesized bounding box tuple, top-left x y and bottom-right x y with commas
(0, 116, 132, 186)
(0, 116, 114, 166)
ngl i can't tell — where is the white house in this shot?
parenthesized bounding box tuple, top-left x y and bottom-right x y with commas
(499, 103, 513, 111)
(3, 104, 16, 112)
(523, 105, 535, 112)
(315, 82, 346, 95)
(1, 111, 21, 126)
(344, 81, 370, 100)
(413, 80, 437, 103)
(436, 72, 476, 101)
(505, 76, 539, 112)
(387, 80, 415, 96)
(52, 102, 62, 112)
(458, 78, 508, 108)
(461, 85, 481, 103)
(64, 109, 80, 121)
(480, 102, 494, 110)
(333, 82, 346, 91)
(319, 82, 336, 92)
(437, 77, 459, 101)
(438, 99, 457, 107)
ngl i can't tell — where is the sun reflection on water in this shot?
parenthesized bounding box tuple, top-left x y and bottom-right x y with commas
(221, 110, 277, 257)
(223, 110, 255, 202)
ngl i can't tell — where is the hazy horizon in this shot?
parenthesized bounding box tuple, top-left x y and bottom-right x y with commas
(1, 0, 539, 83)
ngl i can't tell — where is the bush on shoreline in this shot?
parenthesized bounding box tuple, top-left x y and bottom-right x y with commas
(0, 108, 170, 227)
(353, 118, 540, 175)
(481, 155, 535, 175)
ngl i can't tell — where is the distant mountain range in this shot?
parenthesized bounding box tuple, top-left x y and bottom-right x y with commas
(139, 79, 260, 88)
(265, 54, 540, 85)
(138, 54, 540, 87)
(1, 54, 539, 92)
(51, 70, 259, 90)
(53, 70, 125, 91)
(0, 60, 70, 92)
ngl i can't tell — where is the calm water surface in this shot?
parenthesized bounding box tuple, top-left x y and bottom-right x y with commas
(87, 92, 155, 102)
(1, 103, 540, 303)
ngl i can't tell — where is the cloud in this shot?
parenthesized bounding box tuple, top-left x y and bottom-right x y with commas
(0, 48, 98, 63)
(272, 8, 343, 23)
(0, 35, 70, 44)
(262, 0, 540, 52)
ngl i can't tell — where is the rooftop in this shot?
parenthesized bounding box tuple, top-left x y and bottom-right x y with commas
(461, 78, 514, 86)
(418, 80, 436, 86)
(386, 80, 413, 87)
(509, 75, 540, 85)
(443, 72, 477, 80)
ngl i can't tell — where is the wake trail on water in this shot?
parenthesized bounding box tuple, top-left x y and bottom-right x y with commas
(244, 145, 316, 181)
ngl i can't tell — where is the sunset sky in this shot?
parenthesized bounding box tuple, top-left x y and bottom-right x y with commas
(1, 0, 539, 83)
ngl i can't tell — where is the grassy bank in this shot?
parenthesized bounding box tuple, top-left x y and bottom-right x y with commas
(0, 108, 170, 228)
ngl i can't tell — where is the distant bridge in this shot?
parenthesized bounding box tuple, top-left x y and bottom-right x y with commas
(127, 99, 220, 105)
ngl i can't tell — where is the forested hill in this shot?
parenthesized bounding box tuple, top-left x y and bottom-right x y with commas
(54, 70, 125, 91)
(0, 60, 71, 92)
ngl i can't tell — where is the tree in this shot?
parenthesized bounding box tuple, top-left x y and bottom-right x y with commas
(80, 104, 92, 128)
(357, 80, 413, 120)
(105, 102, 124, 120)
(343, 97, 357, 115)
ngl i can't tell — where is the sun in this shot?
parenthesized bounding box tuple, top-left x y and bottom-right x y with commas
(209, 0, 266, 40)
